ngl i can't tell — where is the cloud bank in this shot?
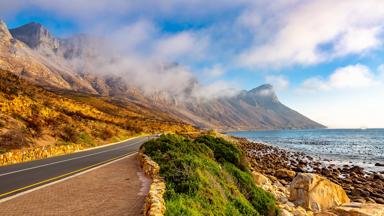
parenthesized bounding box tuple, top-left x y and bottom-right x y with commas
(238, 0, 384, 68)
(3, 0, 384, 69)
(300, 64, 382, 91)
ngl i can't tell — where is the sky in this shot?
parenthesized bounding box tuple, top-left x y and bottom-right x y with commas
(1, 0, 384, 128)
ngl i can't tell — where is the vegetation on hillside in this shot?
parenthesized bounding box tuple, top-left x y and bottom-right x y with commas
(141, 134, 279, 216)
(0, 69, 196, 153)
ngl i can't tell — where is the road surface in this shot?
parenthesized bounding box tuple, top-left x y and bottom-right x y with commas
(0, 135, 153, 200)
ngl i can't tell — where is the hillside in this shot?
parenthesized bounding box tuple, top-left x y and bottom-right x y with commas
(0, 20, 324, 130)
(140, 134, 279, 215)
(0, 69, 196, 153)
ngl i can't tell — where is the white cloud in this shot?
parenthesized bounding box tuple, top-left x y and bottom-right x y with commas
(300, 77, 330, 91)
(153, 32, 207, 61)
(107, 20, 156, 54)
(333, 27, 382, 56)
(203, 64, 225, 78)
(300, 64, 378, 91)
(329, 65, 375, 88)
(192, 80, 239, 99)
(236, 9, 261, 29)
(265, 75, 289, 90)
(238, 0, 384, 67)
(286, 64, 384, 128)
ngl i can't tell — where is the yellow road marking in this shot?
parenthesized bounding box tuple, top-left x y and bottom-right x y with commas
(0, 140, 143, 177)
(0, 153, 134, 199)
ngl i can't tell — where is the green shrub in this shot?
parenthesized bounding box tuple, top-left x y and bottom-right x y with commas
(224, 163, 279, 216)
(141, 134, 279, 216)
(195, 135, 246, 170)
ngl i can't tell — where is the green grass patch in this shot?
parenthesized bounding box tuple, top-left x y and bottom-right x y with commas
(141, 134, 279, 216)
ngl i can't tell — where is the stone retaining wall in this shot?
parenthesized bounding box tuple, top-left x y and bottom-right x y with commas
(138, 152, 166, 216)
(0, 144, 85, 166)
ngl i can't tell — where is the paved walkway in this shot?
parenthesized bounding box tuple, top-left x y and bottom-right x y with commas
(0, 154, 151, 216)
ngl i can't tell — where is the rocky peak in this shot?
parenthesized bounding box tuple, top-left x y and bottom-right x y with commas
(10, 22, 59, 50)
(0, 20, 12, 40)
(249, 84, 273, 93)
(248, 84, 278, 102)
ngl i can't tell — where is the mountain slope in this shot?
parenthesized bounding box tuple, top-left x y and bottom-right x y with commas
(0, 69, 196, 152)
(0, 20, 325, 131)
(156, 84, 323, 130)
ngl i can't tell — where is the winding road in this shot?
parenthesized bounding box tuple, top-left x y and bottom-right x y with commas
(0, 135, 153, 200)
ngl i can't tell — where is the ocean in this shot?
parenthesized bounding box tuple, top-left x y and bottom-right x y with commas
(229, 128, 384, 172)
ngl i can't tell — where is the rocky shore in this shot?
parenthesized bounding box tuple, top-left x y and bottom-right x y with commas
(234, 137, 384, 205)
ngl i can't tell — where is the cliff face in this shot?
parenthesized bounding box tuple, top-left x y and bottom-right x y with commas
(10, 22, 59, 50)
(0, 20, 324, 130)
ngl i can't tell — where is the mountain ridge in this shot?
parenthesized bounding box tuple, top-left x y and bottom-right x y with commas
(0, 20, 325, 130)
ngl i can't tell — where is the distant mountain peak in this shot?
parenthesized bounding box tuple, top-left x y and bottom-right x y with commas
(249, 83, 276, 95)
(23, 21, 43, 28)
(249, 84, 273, 92)
(10, 21, 59, 49)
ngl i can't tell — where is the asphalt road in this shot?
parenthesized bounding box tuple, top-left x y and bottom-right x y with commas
(0, 135, 153, 200)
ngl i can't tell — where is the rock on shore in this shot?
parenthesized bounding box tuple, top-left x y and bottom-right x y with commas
(235, 136, 384, 204)
(234, 136, 384, 215)
(289, 173, 350, 212)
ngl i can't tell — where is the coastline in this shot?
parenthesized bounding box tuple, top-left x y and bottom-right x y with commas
(232, 136, 384, 204)
(228, 129, 384, 172)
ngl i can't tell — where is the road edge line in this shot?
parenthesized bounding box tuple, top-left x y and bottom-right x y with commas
(0, 152, 137, 204)
(76, 134, 150, 153)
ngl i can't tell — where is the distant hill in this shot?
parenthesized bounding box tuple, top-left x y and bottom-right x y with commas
(0, 20, 324, 131)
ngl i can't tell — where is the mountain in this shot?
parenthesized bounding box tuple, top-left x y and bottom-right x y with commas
(10, 22, 59, 50)
(158, 84, 323, 130)
(0, 68, 196, 152)
(0, 21, 325, 131)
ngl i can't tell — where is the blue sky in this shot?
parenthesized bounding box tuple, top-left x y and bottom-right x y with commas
(1, 0, 384, 128)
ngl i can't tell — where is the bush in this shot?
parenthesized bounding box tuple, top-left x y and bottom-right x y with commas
(59, 125, 78, 143)
(0, 129, 28, 150)
(195, 135, 245, 170)
(141, 134, 279, 216)
(99, 126, 116, 140)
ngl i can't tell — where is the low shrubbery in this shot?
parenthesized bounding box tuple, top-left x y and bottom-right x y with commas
(141, 134, 279, 216)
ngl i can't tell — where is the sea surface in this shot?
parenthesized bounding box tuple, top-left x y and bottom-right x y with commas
(229, 129, 384, 172)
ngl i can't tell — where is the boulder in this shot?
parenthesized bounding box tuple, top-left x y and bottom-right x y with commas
(314, 212, 338, 216)
(276, 168, 296, 179)
(333, 202, 384, 216)
(252, 171, 271, 186)
(289, 173, 350, 212)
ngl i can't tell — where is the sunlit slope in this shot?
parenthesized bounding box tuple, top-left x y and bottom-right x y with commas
(0, 69, 196, 153)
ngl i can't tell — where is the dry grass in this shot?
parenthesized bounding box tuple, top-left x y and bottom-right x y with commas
(0, 69, 198, 152)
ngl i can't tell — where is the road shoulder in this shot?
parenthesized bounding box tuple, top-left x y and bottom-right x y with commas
(0, 153, 151, 216)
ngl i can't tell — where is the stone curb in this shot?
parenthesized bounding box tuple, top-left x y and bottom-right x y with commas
(138, 152, 166, 216)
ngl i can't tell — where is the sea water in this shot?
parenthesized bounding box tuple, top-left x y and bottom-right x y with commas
(229, 129, 384, 172)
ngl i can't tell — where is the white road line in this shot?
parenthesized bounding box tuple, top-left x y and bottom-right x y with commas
(0, 140, 143, 177)
(0, 153, 136, 204)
